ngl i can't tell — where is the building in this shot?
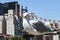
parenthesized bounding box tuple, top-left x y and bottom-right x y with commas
(0, 2, 23, 40)
(22, 6, 60, 40)
(0, 1, 60, 40)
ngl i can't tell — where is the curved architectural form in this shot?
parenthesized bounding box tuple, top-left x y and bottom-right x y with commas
(23, 12, 57, 35)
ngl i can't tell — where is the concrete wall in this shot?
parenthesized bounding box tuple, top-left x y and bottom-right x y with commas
(0, 16, 3, 33)
(53, 35, 59, 40)
(6, 10, 15, 36)
(0, 9, 22, 36)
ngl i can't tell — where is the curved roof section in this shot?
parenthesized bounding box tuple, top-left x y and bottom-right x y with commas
(31, 21, 53, 33)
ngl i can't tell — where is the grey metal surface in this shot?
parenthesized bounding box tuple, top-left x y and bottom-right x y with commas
(32, 21, 52, 33)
